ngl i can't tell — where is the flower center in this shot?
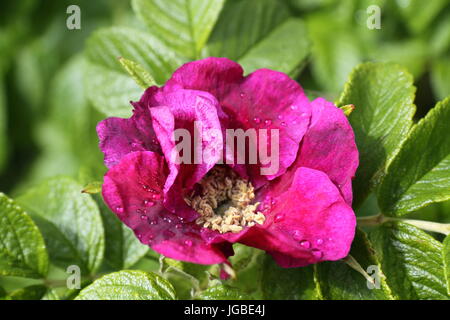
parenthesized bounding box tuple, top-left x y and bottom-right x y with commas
(185, 166, 265, 234)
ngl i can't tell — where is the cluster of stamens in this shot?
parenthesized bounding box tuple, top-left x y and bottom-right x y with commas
(184, 166, 265, 234)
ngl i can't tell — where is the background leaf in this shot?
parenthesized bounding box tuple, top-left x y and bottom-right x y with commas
(369, 221, 448, 300)
(75, 270, 176, 300)
(84, 27, 182, 117)
(197, 285, 249, 300)
(261, 256, 318, 300)
(17, 177, 104, 275)
(207, 0, 290, 61)
(0, 193, 48, 279)
(315, 229, 393, 300)
(337, 62, 416, 207)
(132, 0, 225, 59)
(97, 196, 148, 270)
(378, 97, 450, 216)
(444, 235, 450, 295)
(238, 18, 310, 76)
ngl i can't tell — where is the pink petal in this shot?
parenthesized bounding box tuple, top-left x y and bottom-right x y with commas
(240, 167, 356, 268)
(149, 89, 224, 190)
(165, 58, 312, 187)
(97, 109, 160, 168)
(102, 151, 230, 265)
(296, 98, 359, 204)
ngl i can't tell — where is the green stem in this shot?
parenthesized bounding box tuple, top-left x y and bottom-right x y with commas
(357, 214, 450, 236)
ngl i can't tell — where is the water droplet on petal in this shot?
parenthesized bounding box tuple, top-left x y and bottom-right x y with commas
(163, 216, 172, 224)
(115, 206, 124, 213)
(274, 214, 284, 223)
(144, 199, 155, 207)
(293, 230, 302, 241)
(175, 223, 183, 229)
(264, 119, 272, 126)
(271, 199, 277, 205)
(312, 249, 323, 259)
(290, 105, 298, 110)
(277, 115, 283, 120)
(281, 121, 287, 127)
(184, 240, 193, 247)
(149, 219, 158, 225)
(299, 240, 311, 249)
(240, 92, 245, 98)
(316, 238, 324, 246)
(253, 117, 261, 124)
(140, 215, 147, 220)
(151, 194, 161, 200)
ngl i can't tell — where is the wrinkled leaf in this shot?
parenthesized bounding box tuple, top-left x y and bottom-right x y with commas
(17, 177, 104, 275)
(338, 62, 416, 207)
(369, 221, 448, 300)
(75, 270, 176, 300)
(378, 97, 450, 216)
(0, 193, 48, 279)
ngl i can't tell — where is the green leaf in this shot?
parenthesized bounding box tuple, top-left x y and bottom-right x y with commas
(197, 285, 249, 300)
(338, 62, 416, 207)
(17, 177, 105, 275)
(207, 0, 290, 61)
(0, 76, 6, 172)
(369, 221, 448, 300)
(75, 270, 176, 300)
(306, 11, 363, 95)
(315, 229, 393, 300)
(444, 235, 450, 295)
(97, 197, 148, 270)
(0, 193, 48, 279)
(118, 57, 156, 89)
(238, 18, 309, 76)
(132, 0, 225, 59)
(431, 58, 450, 101)
(261, 256, 318, 300)
(378, 97, 450, 216)
(84, 27, 183, 117)
(396, 0, 448, 34)
(9, 285, 48, 300)
(81, 181, 102, 195)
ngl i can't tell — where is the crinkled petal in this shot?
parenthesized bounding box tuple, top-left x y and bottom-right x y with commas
(102, 151, 230, 264)
(97, 109, 160, 168)
(240, 167, 356, 268)
(222, 69, 312, 186)
(296, 98, 359, 204)
(165, 58, 312, 187)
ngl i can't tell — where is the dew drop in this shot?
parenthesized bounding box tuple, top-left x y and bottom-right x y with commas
(240, 92, 245, 98)
(281, 121, 287, 127)
(299, 240, 311, 249)
(253, 117, 261, 124)
(163, 216, 172, 224)
(274, 214, 284, 223)
(115, 206, 124, 213)
(184, 240, 193, 247)
(271, 199, 277, 205)
(312, 249, 323, 259)
(140, 214, 148, 221)
(264, 119, 272, 126)
(316, 238, 324, 246)
(164, 230, 175, 239)
(151, 194, 161, 200)
(175, 223, 183, 229)
(290, 105, 298, 110)
(149, 219, 158, 225)
(277, 115, 283, 120)
(292, 230, 302, 241)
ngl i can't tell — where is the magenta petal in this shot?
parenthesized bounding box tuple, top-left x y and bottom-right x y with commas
(165, 57, 244, 102)
(149, 89, 224, 190)
(222, 69, 312, 185)
(296, 98, 359, 205)
(240, 167, 356, 268)
(102, 151, 230, 265)
(97, 110, 160, 168)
